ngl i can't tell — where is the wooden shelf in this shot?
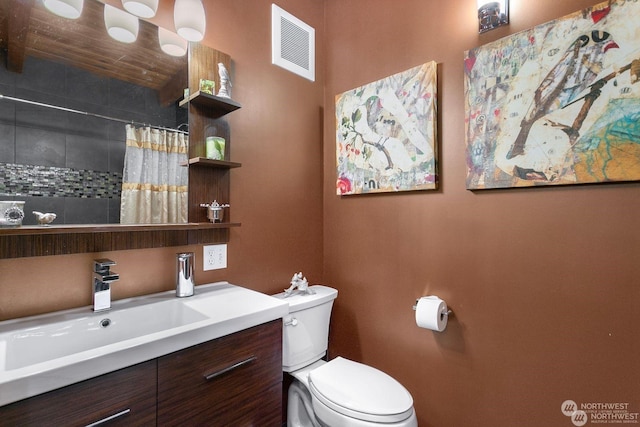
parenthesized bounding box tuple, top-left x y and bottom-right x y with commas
(0, 223, 241, 258)
(182, 157, 242, 168)
(0, 222, 241, 236)
(179, 91, 242, 116)
(192, 222, 241, 228)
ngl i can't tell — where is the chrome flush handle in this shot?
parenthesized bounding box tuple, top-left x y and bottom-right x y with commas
(284, 316, 298, 327)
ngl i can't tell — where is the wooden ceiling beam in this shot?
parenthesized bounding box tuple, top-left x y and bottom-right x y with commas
(6, 0, 34, 73)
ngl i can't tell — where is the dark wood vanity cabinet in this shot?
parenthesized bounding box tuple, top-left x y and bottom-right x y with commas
(158, 319, 283, 426)
(0, 320, 283, 426)
(0, 360, 157, 426)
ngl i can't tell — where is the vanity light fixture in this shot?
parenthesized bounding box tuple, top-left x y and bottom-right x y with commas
(43, 0, 83, 19)
(478, 0, 509, 33)
(174, 0, 206, 42)
(121, 0, 158, 19)
(104, 4, 139, 43)
(158, 27, 188, 57)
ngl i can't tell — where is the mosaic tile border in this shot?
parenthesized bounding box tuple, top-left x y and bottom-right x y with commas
(0, 163, 122, 199)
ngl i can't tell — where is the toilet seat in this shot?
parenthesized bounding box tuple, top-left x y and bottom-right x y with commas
(308, 357, 414, 424)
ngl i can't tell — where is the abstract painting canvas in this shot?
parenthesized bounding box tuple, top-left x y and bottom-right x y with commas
(336, 62, 437, 195)
(464, 0, 640, 189)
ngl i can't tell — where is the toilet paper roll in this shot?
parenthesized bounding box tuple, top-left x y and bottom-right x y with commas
(415, 296, 448, 332)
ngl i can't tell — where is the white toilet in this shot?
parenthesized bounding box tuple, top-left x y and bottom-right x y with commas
(274, 285, 418, 427)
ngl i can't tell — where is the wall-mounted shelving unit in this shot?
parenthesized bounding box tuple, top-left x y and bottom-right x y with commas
(184, 44, 242, 231)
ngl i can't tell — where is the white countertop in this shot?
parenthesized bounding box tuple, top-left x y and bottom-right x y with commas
(0, 282, 288, 406)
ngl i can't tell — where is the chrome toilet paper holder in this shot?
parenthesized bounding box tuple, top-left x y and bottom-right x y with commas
(413, 297, 452, 319)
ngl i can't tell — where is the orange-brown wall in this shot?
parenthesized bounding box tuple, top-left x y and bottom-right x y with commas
(323, 0, 640, 426)
(0, 0, 326, 318)
(2, 1, 640, 426)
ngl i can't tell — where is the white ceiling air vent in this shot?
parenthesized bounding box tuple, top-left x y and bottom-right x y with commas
(271, 4, 315, 82)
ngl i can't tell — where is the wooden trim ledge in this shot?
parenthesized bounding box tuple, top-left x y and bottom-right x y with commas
(0, 223, 240, 258)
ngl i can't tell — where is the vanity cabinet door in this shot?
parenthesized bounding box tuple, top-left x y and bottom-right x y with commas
(157, 319, 282, 426)
(0, 360, 157, 427)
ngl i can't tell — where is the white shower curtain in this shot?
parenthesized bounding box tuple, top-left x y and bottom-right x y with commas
(120, 125, 188, 224)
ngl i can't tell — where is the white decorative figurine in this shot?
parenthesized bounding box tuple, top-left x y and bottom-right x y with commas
(217, 62, 232, 98)
(33, 211, 56, 226)
(284, 272, 315, 297)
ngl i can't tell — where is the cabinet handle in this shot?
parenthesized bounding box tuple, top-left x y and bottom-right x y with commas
(204, 355, 257, 381)
(84, 408, 131, 427)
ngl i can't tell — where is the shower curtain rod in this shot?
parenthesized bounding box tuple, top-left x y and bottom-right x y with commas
(0, 93, 188, 134)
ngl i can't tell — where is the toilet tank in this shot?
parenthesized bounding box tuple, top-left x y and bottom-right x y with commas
(273, 285, 338, 372)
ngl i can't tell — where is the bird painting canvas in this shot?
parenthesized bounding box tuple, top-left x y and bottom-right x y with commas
(336, 62, 437, 195)
(464, 0, 640, 189)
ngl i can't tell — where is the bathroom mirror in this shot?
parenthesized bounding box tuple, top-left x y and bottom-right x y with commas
(0, 0, 188, 225)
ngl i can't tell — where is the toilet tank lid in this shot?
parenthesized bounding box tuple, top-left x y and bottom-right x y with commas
(308, 356, 414, 422)
(272, 285, 337, 312)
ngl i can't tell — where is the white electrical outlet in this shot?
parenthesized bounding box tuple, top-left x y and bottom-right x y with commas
(203, 244, 227, 271)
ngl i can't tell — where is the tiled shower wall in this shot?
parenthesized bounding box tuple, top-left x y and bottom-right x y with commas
(0, 56, 186, 225)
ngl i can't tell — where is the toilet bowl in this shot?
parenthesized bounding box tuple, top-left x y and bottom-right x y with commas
(274, 286, 418, 427)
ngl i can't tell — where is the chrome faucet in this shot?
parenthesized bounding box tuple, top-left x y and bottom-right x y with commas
(93, 259, 119, 312)
(176, 252, 195, 297)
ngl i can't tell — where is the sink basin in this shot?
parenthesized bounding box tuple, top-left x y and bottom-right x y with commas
(2, 301, 208, 370)
(0, 282, 288, 407)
